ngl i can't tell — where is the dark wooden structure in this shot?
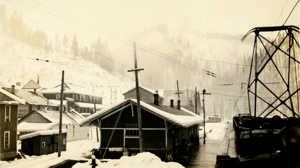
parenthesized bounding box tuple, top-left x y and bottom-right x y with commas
(19, 129, 67, 156)
(80, 96, 202, 160)
(0, 88, 26, 160)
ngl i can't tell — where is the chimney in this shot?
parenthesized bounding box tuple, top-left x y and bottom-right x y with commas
(154, 94, 159, 105)
(11, 85, 15, 94)
(170, 99, 174, 108)
(177, 100, 181, 110)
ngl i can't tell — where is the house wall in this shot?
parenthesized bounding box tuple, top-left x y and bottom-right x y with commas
(100, 106, 168, 159)
(42, 93, 102, 104)
(0, 104, 18, 160)
(101, 107, 165, 129)
(52, 124, 89, 142)
(124, 88, 154, 104)
(22, 112, 51, 123)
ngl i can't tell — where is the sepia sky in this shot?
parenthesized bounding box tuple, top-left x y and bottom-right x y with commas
(4, 0, 300, 46)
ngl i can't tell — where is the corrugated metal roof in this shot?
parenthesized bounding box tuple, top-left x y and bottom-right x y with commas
(33, 109, 85, 125)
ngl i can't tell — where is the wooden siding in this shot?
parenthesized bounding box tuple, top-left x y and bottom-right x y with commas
(124, 88, 154, 104)
(23, 112, 51, 123)
(21, 133, 67, 156)
(0, 104, 18, 160)
(101, 106, 165, 129)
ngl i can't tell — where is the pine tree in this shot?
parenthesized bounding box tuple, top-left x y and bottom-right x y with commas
(71, 34, 79, 59)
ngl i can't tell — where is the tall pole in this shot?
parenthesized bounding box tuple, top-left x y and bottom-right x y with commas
(58, 70, 64, 157)
(128, 43, 144, 152)
(202, 89, 211, 144)
(195, 87, 197, 115)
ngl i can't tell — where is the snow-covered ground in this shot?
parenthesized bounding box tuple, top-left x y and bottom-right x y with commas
(0, 122, 228, 168)
(199, 121, 229, 141)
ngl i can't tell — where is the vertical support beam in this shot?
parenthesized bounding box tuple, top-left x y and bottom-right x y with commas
(195, 87, 197, 115)
(58, 70, 64, 157)
(164, 119, 168, 157)
(97, 119, 102, 156)
(128, 43, 144, 152)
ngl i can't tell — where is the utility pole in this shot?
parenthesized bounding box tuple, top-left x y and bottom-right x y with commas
(58, 70, 64, 157)
(202, 89, 211, 144)
(195, 87, 197, 115)
(128, 43, 144, 152)
(175, 80, 182, 100)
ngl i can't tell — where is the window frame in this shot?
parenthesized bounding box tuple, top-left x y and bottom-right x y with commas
(4, 105, 11, 122)
(4, 131, 10, 149)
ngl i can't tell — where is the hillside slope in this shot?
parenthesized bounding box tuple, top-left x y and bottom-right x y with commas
(0, 31, 134, 105)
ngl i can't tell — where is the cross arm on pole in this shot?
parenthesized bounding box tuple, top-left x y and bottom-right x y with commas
(128, 68, 144, 72)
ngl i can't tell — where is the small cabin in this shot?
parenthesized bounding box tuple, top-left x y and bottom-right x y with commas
(19, 129, 67, 156)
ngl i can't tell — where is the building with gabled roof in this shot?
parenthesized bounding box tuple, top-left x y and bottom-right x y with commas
(79, 95, 202, 160)
(19, 129, 68, 156)
(18, 109, 89, 142)
(0, 88, 25, 161)
(123, 85, 165, 105)
(41, 83, 105, 115)
(1, 85, 57, 118)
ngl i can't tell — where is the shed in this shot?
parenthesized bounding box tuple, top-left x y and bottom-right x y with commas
(79, 96, 202, 160)
(19, 129, 67, 156)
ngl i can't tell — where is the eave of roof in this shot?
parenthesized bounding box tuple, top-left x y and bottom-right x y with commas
(79, 99, 202, 127)
(0, 88, 26, 104)
(19, 129, 68, 140)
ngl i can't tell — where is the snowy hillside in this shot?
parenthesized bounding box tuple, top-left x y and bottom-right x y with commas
(0, 32, 134, 105)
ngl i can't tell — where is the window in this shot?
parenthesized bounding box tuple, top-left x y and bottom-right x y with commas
(63, 139, 66, 145)
(42, 142, 45, 148)
(56, 94, 60, 100)
(4, 131, 10, 149)
(5, 105, 11, 122)
(125, 130, 139, 136)
(73, 125, 75, 137)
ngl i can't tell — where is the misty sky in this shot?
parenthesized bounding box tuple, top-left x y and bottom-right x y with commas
(4, 0, 300, 46)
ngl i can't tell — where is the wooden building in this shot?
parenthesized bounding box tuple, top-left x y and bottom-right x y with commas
(19, 129, 67, 156)
(0, 88, 26, 161)
(18, 109, 89, 142)
(1, 85, 57, 119)
(123, 86, 164, 105)
(79, 95, 202, 160)
(41, 83, 105, 115)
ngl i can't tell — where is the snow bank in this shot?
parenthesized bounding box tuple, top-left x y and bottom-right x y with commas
(73, 152, 184, 168)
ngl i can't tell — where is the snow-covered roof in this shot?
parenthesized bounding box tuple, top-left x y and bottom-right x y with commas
(80, 99, 202, 127)
(123, 86, 165, 98)
(19, 129, 68, 140)
(2, 87, 55, 106)
(40, 83, 101, 97)
(48, 99, 67, 106)
(0, 88, 26, 104)
(20, 109, 85, 125)
(22, 80, 41, 89)
(18, 122, 56, 132)
(75, 102, 106, 109)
